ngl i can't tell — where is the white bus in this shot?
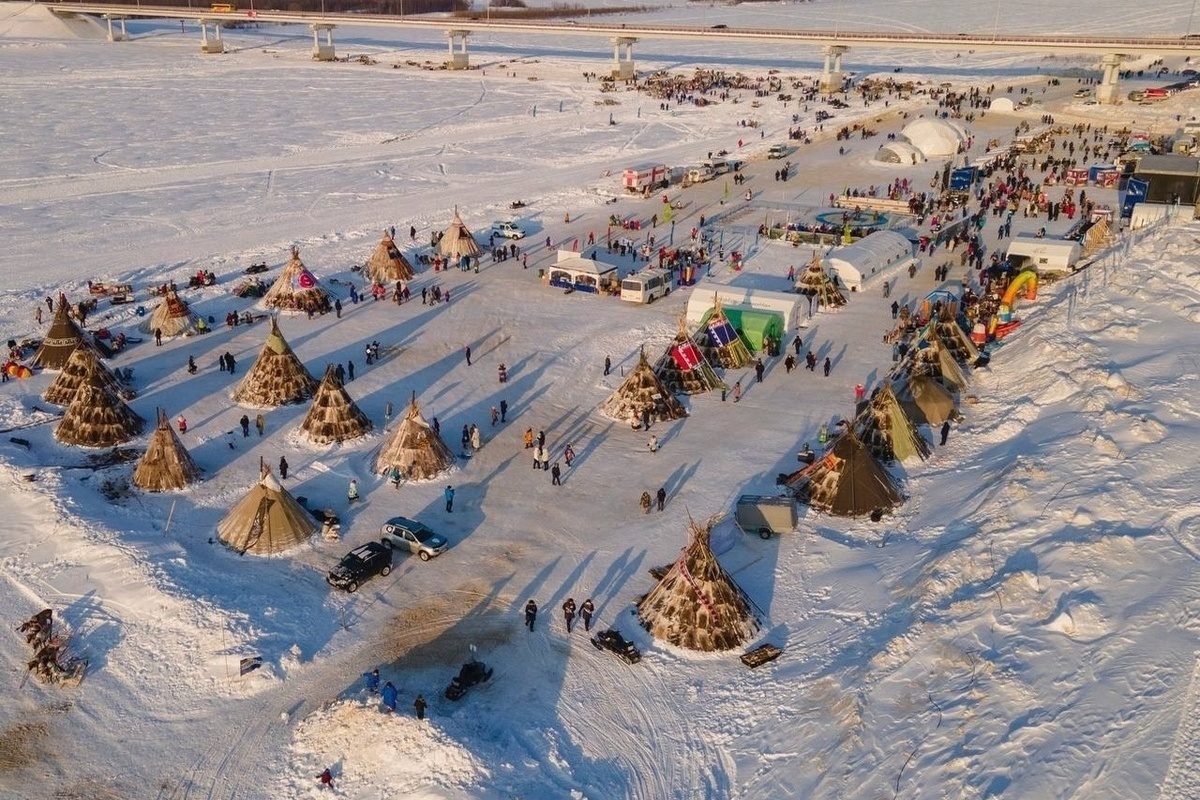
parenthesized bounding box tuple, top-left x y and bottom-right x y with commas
(620, 269, 673, 304)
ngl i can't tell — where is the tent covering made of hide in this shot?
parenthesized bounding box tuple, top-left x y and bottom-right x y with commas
(374, 397, 456, 481)
(854, 383, 931, 463)
(261, 246, 333, 315)
(232, 317, 318, 408)
(54, 373, 145, 448)
(783, 431, 903, 517)
(32, 296, 84, 371)
(636, 513, 760, 652)
(653, 318, 724, 396)
(138, 288, 203, 338)
(365, 232, 415, 284)
(437, 207, 483, 262)
(43, 344, 124, 407)
(601, 348, 688, 426)
(298, 364, 374, 445)
(133, 409, 202, 491)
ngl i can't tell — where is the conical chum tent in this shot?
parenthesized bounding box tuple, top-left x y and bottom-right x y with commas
(365, 231, 414, 284)
(853, 383, 930, 463)
(32, 296, 84, 370)
(783, 431, 903, 517)
(437, 207, 483, 263)
(897, 374, 958, 426)
(138, 288, 203, 338)
(653, 317, 724, 396)
(54, 367, 144, 447)
(601, 348, 687, 427)
(217, 469, 317, 555)
(43, 345, 125, 407)
(298, 364, 374, 445)
(636, 514, 760, 652)
(232, 317, 318, 408)
(795, 251, 846, 310)
(374, 397, 455, 481)
(261, 247, 333, 315)
(133, 410, 201, 491)
(695, 295, 753, 369)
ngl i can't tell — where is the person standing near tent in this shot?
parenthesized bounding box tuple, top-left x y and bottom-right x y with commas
(255, 413, 265, 436)
(461, 424, 471, 451)
(562, 598, 576, 632)
(187, 356, 197, 375)
(580, 598, 595, 631)
(444, 485, 454, 513)
(648, 434, 659, 453)
(334, 299, 342, 319)
(754, 358, 765, 383)
(891, 300, 900, 319)
(381, 681, 398, 712)
(34, 305, 42, 326)
(524, 599, 538, 631)
(500, 399, 508, 423)
(823, 356, 832, 377)
(604, 355, 611, 376)
(640, 491, 653, 514)
(225, 352, 236, 374)
(177, 415, 187, 434)
(732, 380, 742, 402)
(279, 456, 289, 479)
(940, 420, 952, 446)
(855, 384, 865, 403)
(347, 361, 355, 382)
(414, 694, 427, 720)
(347, 479, 360, 503)
(240, 414, 250, 437)
(154, 328, 162, 346)
(470, 424, 481, 452)
(792, 335, 802, 356)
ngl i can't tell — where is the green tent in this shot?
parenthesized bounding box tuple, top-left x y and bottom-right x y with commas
(722, 308, 783, 353)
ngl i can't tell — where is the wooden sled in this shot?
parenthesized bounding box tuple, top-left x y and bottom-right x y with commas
(740, 643, 782, 669)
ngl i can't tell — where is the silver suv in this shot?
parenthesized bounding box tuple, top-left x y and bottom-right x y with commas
(380, 517, 448, 561)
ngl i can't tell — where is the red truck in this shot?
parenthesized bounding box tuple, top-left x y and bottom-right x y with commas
(622, 163, 668, 194)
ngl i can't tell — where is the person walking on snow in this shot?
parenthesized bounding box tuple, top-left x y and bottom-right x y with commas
(500, 399, 508, 422)
(640, 491, 653, 515)
(823, 356, 832, 377)
(255, 413, 265, 436)
(604, 355, 611, 376)
(414, 694, 427, 720)
(551, 462, 562, 485)
(524, 428, 534, 449)
(940, 420, 952, 446)
(240, 414, 250, 437)
(347, 479, 359, 503)
(563, 443, 576, 466)
(656, 486, 667, 512)
(732, 380, 742, 402)
(755, 358, 765, 383)
(464, 346, 472, 366)
(524, 599, 538, 631)
(462, 424, 471, 450)
(580, 598, 595, 631)
(279, 456, 289, 479)
(444, 485, 455, 513)
(347, 360, 354, 381)
(381, 681, 398, 712)
(855, 384, 865, 403)
(648, 434, 659, 453)
(562, 598, 577, 632)
(490, 406, 499, 427)
(177, 415, 187, 434)
(792, 335, 802, 356)
(317, 769, 334, 789)
(470, 424, 481, 451)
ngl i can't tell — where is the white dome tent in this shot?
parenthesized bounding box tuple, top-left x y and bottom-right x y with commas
(824, 230, 916, 292)
(989, 97, 1016, 113)
(874, 141, 926, 165)
(901, 118, 968, 159)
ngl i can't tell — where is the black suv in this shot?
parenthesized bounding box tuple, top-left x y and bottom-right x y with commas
(326, 542, 393, 593)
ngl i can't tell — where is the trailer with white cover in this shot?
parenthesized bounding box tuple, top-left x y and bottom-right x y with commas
(823, 230, 916, 292)
(1004, 235, 1081, 272)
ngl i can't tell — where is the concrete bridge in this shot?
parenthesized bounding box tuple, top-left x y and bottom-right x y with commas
(46, 2, 1200, 103)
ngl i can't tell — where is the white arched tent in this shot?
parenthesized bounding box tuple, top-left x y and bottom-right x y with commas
(824, 230, 915, 292)
(989, 97, 1016, 113)
(901, 118, 968, 159)
(874, 141, 925, 165)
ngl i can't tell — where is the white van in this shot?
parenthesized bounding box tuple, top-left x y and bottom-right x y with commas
(688, 166, 716, 183)
(620, 269, 673, 303)
(701, 157, 731, 175)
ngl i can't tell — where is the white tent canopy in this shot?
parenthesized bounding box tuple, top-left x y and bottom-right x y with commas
(901, 117, 968, 158)
(874, 141, 925, 165)
(824, 230, 915, 292)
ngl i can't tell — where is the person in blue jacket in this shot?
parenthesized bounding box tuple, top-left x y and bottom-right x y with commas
(381, 681, 398, 712)
(362, 667, 380, 694)
(444, 485, 455, 513)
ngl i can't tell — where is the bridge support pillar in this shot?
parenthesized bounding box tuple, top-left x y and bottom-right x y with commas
(819, 45, 848, 93)
(104, 15, 127, 42)
(610, 36, 637, 80)
(1096, 53, 1124, 105)
(198, 20, 224, 54)
(446, 29, 470, 70)
(311, 24, 336, 61)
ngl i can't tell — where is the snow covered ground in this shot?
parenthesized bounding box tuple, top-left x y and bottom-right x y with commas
(1, 1, 1200, 798)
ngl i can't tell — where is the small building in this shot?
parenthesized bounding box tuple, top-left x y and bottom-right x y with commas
(824, 230, 915, 292)
(1133, 154, 1200, 206)
(1004, 234, 1081, 272)
(545, 248, 620, 295)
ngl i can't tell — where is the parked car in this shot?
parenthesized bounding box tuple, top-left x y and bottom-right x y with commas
(1073, 88, 1091, 98)
(380, 516, 448, 561)
(491, 221, 526, 239)
(326, 542, 392, 592)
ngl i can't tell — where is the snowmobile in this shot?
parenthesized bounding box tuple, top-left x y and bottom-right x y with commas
(444, 658, 493, 701)
(590, 629, 642, 664)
